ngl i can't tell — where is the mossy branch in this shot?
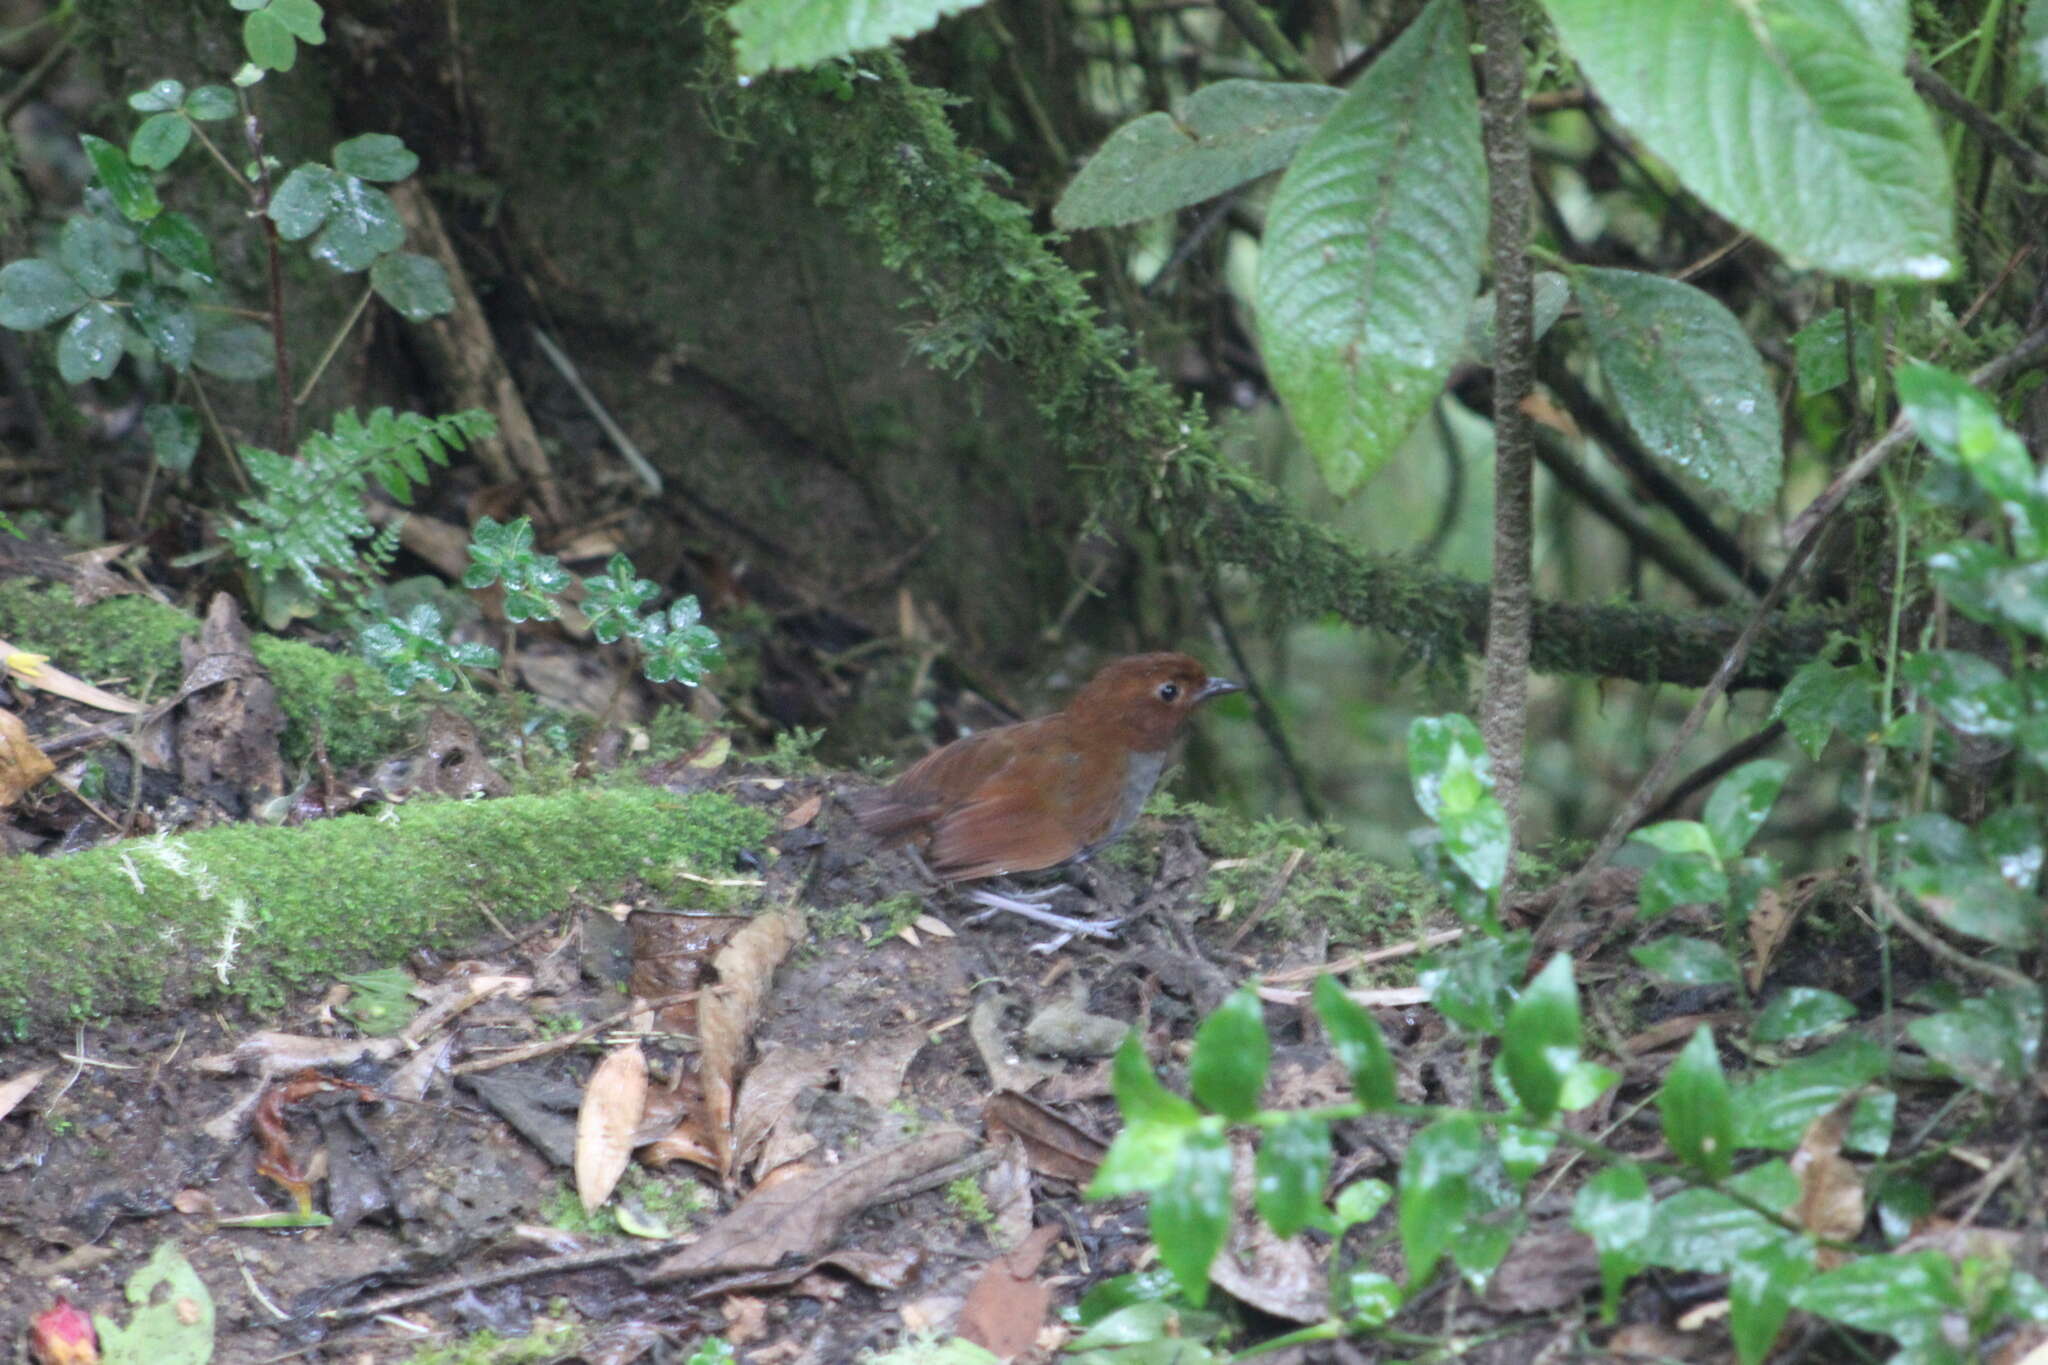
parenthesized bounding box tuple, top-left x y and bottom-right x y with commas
(736, 55, 1835, 690)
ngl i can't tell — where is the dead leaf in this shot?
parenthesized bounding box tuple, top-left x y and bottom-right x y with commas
(1993, 1330, 2048, 1365)
(577, 1042, 648, 1212)
(698, 906, 806, 1182)
(780, 793, 823, 830)
(645, 1128, 973, 1281)
(0, 709, 54, 808)
(1622, 1011, 1743, 1056)
(176, 593, 287, 798)
(0, 1066, 49, 1122)
(1791, 1093, 1866, 1255)
(629, 913, 747, 1032)
(958, 1222, 1063, 1359)
(1, 637, 145, 714)
(839, 1028, 928, 1108)
(1206, 1134, 1325, 1323)
(688, 1246, 925, 1300)
(1746, 884, 1795, 990)
(730, 1043, 833, 1178)
(984, 1134, 1035, 1249)
(719, 1294, 770, 1345)
(983, 1091, 1106, 1183)
(1483, 1226, 1601, 1312)
(1520, 388, 1581, 439)
(1606, 1323, 1716, 1359)
(190, 1031, 404, 1078)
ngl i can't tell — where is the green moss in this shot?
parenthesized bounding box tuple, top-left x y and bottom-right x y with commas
(946, 1174, 995, 1231)
(0, 581, 416, 768)
(0, 788, 772, 1039)
(397, 1322, 581, 1365)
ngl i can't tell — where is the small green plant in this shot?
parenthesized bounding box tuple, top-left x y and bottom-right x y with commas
(759, 723, 826, 774)
(946, 1174, 994, 1229)
(1080, 699, 2048, 1361)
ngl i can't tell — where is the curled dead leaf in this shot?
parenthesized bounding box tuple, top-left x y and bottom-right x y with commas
(698, 906, 806, 1182)
(0, 708, 54, 808)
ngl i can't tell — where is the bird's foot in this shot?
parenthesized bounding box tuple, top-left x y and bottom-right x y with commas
(962, 888, 1123, 953)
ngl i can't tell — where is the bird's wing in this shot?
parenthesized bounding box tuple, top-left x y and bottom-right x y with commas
(849, 719, 1039, 844)
(924, 782, 1088, 882)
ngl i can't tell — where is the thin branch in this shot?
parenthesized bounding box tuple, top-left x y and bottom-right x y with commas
(1213, 0, 1315, 81)
(1473, 0, 1535, 861)
(1530, 430, 1734, 606)
(1636, 722, 1785, 827)
(236, 88, 296, 447)
(1203, 573, 1327, 827)
(1907, 52, 2048, 186)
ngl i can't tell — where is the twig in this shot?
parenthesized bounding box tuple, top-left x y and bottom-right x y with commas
(237, 88, 296, 447)
(1907, 52, 2048, 186)
(0, 29, 72, 123)
(1473, 0, 1535, 879)
(1531, 431, 1736, 605)
(316, 1237, 693, 1325)
(451, 988, 707, 1075)
(293, 283, 375, 408)
(1636, 722, 1786, 827)
(1225, 846, 1305, 950)
(529, 327, 663, 494)
(1262, 928, 1465, 985)
(1203, 573, 1327, 826)
(1213, 0, 1315, 81)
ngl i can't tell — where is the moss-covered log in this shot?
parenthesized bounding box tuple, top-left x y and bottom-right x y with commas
(0, 788, 772, 1039)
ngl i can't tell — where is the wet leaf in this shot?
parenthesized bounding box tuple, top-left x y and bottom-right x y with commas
(81, 135, 161, 222)
(1313, 974, 1395, 1108)
(1398, 1112, 1485, 1283)
(1637, 851, 1729, 918)
(1573, 1163, 1651, 1321)
(1730, 1037, 1889, 1151)
(57, 303, 126, 384)
(1753, 987, 1855, 1043)
(1730, 1237, 1814, 1365)
(575, 1040, 647, 1212)
(0, 259, 87, 329)
(1660, 1026, 1734, 1180)
(1703, 759, 1789, 860)
(130, 112, 192, 170)
(1254, 1114, 1331, 1237)
(332, 132, 418, 182)
(1643, 1160, 1800, 1274)
(312, 178, 403, 272)
(1151, 1127, 1231, 1305)
(369, 252, 454, 321)
(727, 0, 985, 73)
(1790, 1250, 1964, 1352)
(1631, 935, 1738, 986)
(1907, 985, 2042, 1097)
(1188, 985, 1268, 1120)
(1502, 953, 1579, 1121)
(1089, 1034, 1198, 1197)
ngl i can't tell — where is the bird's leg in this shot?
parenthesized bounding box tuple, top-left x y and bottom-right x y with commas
(960, 881, 1123, 954)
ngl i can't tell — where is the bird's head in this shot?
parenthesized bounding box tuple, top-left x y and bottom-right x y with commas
(1066, 652, 1241, 753)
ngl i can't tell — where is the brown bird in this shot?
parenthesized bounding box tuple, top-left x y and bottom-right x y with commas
(854, 652, 1241, 947)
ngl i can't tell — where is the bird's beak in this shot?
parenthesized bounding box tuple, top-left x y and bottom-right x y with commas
(1198, 676, 1244, 702)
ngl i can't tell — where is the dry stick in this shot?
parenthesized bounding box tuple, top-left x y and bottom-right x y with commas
(1539, 323, 2048, 949)
(1473, 0, 1536, 879)
(1213, 0, 1315, 80)
(237, 90, 296, 448)
(1907, 53, 2048, 186)
(451, 988, 708, 1075)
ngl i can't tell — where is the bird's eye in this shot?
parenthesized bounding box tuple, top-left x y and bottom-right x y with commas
(1157, 682, 1180, 702)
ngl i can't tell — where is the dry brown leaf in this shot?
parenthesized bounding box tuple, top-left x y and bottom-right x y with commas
(190, 1030, 405, 1077)
(1207, 1135, 1324, 1322)
(577, 1042, 648, 1212)
(779, 793, 823, 830)
(1622, 1010, 1743, 1056)
(840, 1028, 929, 1108)
(732, 1043, 833, 1178)
(1483, 1226, 1601, 1312)
(0, 1067, 49, 1122)
(1746, 885, 1795, 991)
(1, 638, 145, 714)
(719, 1294, 770, 1345)
(645, 1128, 974, 1281)
(1606, 1323, 1717, 1360)
(1791, 1093, 1866, 1254)
(0, 708, 54, 808)
(958, 1222, 1063, 1359)
(1520, 389, 1582, 439)
(699, 906, 806, 1182)
(983, 1091, 1106, 1183)
(984, 1134, 1035, 1249)
(1992, 1328, 2048, 1365)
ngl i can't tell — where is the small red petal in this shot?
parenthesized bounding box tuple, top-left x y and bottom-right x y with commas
(28, 1297, 100, 1365)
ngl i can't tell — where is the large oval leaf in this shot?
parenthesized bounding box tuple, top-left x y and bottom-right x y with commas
(1540, 0, 1952, 282)
(728, 0, 986, 74)
(1574, 267, 1781, 512)
(1254, 0, 1483, 498)
(1055, 81, 1341, 230)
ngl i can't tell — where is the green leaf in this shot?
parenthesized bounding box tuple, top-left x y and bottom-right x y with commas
(128, 79, 186, 113)
(728, 0, 989, 74)
(333, 132, 418, 182)
(1902, 649, 2023, 739)
(1730, 1238, 1814, 1365)
(130, 112, 192, 170)
(1753, 987, 1855, 1043)
(1631, 935, 1738, 986)
(142, 212, 217, 280)
(129, 285, 198, 371)
(1790, 1250, 1963, 1350)
(1151, 1127, 1231, 1305)
(1540, 0, 1953, 281)
(268, 164, 341, 240)
(1573, 1164, 1652, 1321)
(57, 302, 126, 383)
(1792, 307, 1879, 396)
(1417, 933, 1527, 1035)
(1340, 1270, 1401, 1326)
(1054, 81, 1341, 229)
(244, 8, 299, 70)
(60, 216, 127, 298)
(1729, 1037, 1889, 1150)
(1702, 759, 1789, 861)
(1501, 953, 1579, 1121)
(2028, 0, 2048, 96)
(0, 259, 88, 329)
(1660, 1026, 1734, 1181)
(192, 320, 275, 380)
(1398, 1112, 1484, 1284)
(370, 252, 454, 321)
(1089, 1033, 1199, 1197)
(1637, 851, 1730, 918)
(1907, 985, 2042, 1097)
(144, 403, 201, 474)
(1407, 712, 1491, 821)
(268, 0, 327, 43)
(1630, 820, 1717, 858)
(93, 1241, 215, 1365)
(1643, 1161, 1801, 1274)
(1313, 974, 1396, 1108)
(1254, 1115, 1331, 1238)
(1440, 798, 1510, 903)
(312, 178, 404, 272)
(1771, 656, 1879, 758)
(1188, 985, 1268, 1120)
(1255, 0, 1484, 498)
(1572, 267, 1780, 511)
(1834, 0, 1908, 67)
(1331, 1177, 1391, 1231)
(1496, 1121, 1557, 1185)
(80, 135, 162, 223)
(183, 85, 238, 121)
